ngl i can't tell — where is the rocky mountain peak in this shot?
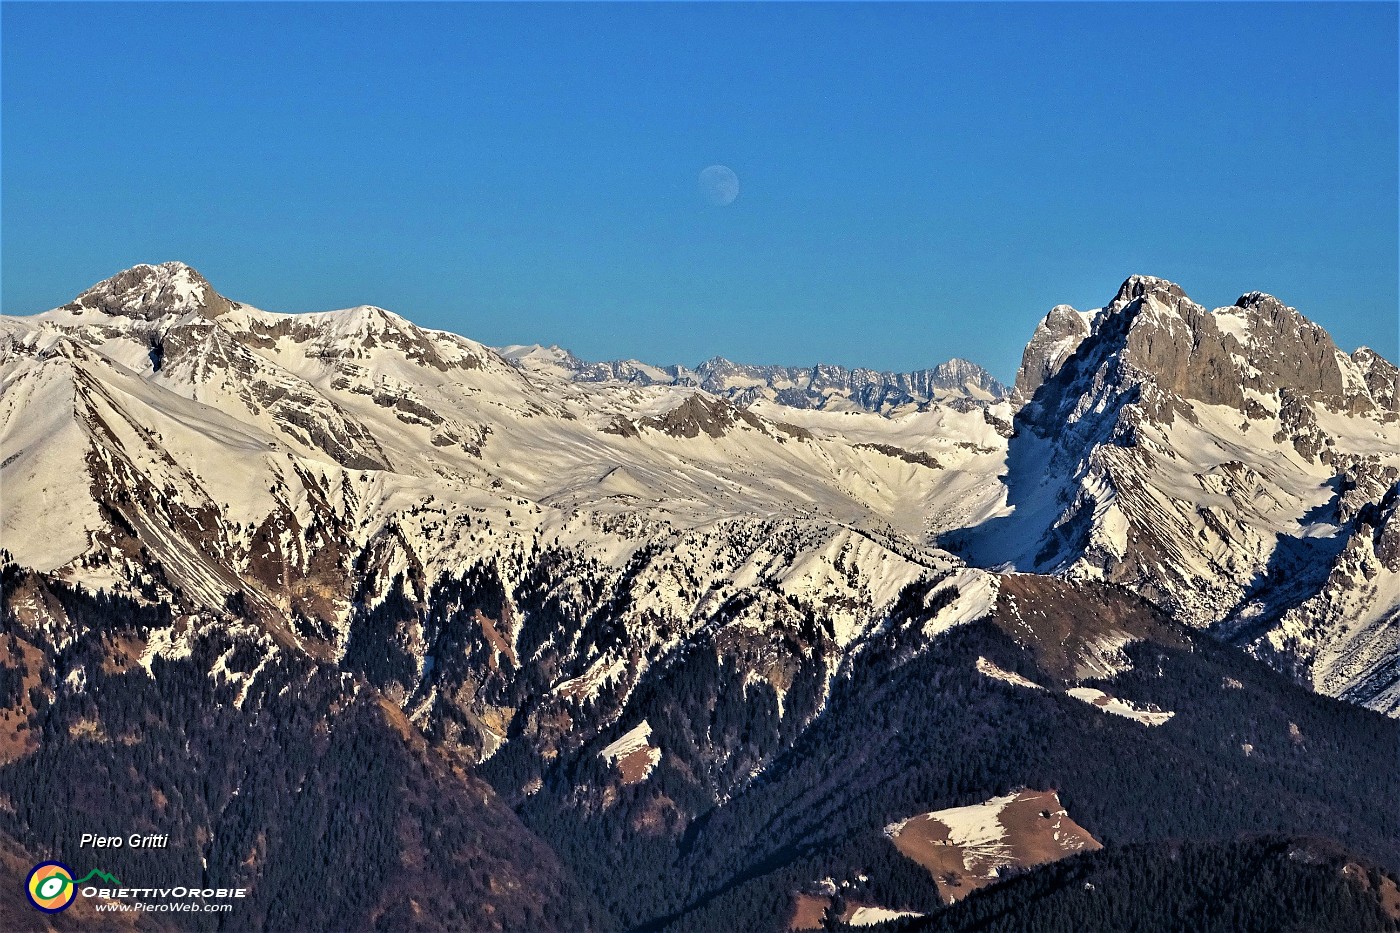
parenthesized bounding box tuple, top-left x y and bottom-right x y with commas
(643, 393, 762, 438)
(932, 357, 995, 386)
(1111, 274, 1191, 309)
(1234, 290, 1289, 314)
(321, 304, 418, 339)
(1352, 347, 1400, 412)
(696, 356, 742, 377)
(1230, 291, 1321, 339)
(61, 261, 234, 321)
(1012, 305, 1096, 405)
(1015, 275, 1394, 422)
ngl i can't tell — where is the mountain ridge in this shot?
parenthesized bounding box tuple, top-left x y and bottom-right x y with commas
(4, 261, 1400, 931)
(3, 262, 1397, 717)
(497, 345, 1009, 415)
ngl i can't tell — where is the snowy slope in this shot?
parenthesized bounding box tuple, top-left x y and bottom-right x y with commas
(3, 263, 1398, 722)
(2, 264, 1015, 784)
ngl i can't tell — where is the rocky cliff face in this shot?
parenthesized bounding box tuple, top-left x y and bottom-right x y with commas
(1354, 346, 1400, 412)
(1011, 303, 1096, 406)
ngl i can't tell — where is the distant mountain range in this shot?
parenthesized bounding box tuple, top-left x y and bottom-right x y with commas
(498, 344, 1008, 414)
(2, 263, 1397, 931)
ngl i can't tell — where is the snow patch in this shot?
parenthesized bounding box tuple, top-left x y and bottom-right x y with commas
(600, 720, 654, 762)
(1067, 687, 1174, 726)
(923, 569, 1000, 636)
(846, 906, 923, 926)
(976, 656, 1045, 690)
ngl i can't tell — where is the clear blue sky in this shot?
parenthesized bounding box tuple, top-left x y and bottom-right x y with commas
(3, 2, 1396, 381)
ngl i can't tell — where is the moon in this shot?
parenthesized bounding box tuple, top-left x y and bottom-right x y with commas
(698, 164, 739, 206)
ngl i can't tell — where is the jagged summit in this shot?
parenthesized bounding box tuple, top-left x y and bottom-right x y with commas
(1111, 274, 1191, 307)
(60, 261, 235, 321)
(1014, 276, 1397, 419)
(1235, 290, 1289, 313)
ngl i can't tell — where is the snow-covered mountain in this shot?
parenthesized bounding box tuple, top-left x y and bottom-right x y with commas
(2, 261, 1396, 735)
(5, 262, 1400, 931)
(498, 344, 1007, 414)
(1, 263, 1016, 775)
(945, 275, 1400, 713)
